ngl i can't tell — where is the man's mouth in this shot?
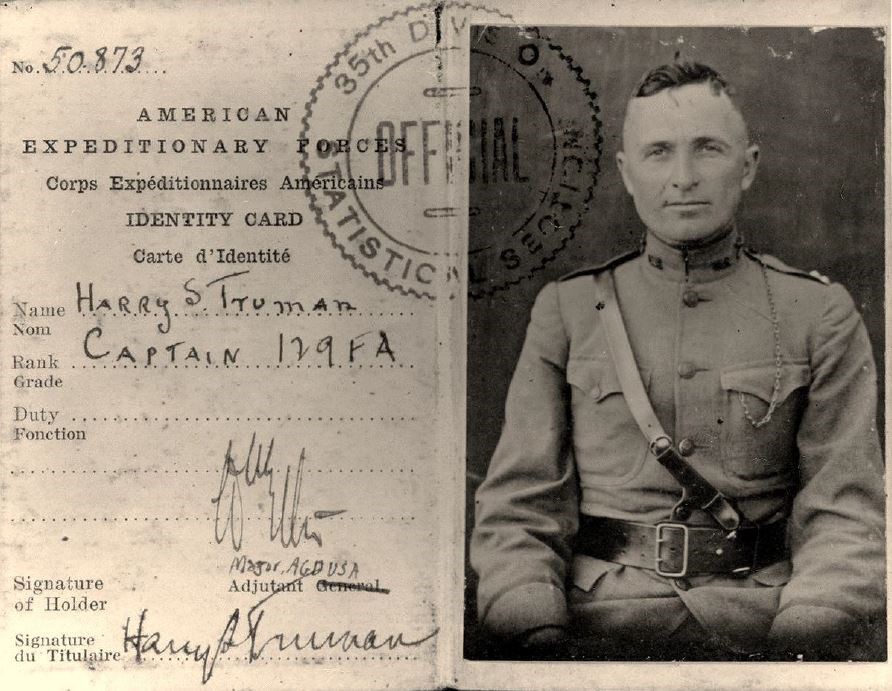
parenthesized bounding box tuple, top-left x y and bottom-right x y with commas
(665, 201, 710, 208)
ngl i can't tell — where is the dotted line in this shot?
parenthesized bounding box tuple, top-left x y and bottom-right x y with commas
(9, 467, 416, 475)
(9, 517, 417, 524)
(39, 70, 166, 76)
(220, 655, 419, 662)
(68, 416, 418, 422)
(143, 655, 418, 662)
(69, 364, 413, 369)
(80, 312, 416, 318)
(11, 516, 212, 522)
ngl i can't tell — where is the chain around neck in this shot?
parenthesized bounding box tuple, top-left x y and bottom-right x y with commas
(738, 258, 783, 428)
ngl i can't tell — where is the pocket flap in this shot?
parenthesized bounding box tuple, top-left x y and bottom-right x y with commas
(720, 362, 810, 403)
(566, 359, 623, 402)
(570, 554, 616, 592)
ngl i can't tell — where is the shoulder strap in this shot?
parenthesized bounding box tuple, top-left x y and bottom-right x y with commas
(560, 247, 641, 282)
(743, 248, 830, 285)
(592, 271, 665, 443)
(591, 271, 744, 531)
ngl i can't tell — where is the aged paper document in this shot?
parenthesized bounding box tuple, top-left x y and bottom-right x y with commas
(0, 2, 454, 688)
(1, 1, 888, 690)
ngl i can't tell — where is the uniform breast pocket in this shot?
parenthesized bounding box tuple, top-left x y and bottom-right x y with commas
(719, 361, 810, 482)
(566, 358, 649, 485)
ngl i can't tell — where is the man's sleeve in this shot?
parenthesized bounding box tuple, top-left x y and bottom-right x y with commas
(768, 283, 886, 655)
(470, 281, 578, 638)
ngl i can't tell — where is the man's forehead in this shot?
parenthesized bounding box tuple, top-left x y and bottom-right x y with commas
(623, 82, 748, 146)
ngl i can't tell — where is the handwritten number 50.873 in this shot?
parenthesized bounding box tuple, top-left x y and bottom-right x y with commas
(42, 46, 144, 74)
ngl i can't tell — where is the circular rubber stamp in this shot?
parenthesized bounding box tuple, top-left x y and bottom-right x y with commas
(301, 4, 600, 299)
(466, 26, 601, 298)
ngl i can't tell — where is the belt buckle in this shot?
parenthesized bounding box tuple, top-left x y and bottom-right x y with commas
(655, 522, 689, 578)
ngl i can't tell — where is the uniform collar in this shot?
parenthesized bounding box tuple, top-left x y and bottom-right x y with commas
(642, 225, 743, 283)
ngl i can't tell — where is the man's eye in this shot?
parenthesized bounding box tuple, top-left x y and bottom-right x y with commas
(645, 147, 668, 158)
(699, 143, 724, 153)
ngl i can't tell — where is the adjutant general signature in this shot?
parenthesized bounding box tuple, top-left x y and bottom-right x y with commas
(211, 434, 346, 551)
(122, 579, 438, 684)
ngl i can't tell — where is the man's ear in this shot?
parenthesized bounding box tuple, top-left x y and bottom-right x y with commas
(740, 144, 759, 191)
(616, 151, 635, 196)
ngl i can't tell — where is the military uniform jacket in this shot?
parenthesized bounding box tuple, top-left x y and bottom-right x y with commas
(471, 229, 885, 653)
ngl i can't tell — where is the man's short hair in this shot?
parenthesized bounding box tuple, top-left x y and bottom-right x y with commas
(632, 60, 731, 99)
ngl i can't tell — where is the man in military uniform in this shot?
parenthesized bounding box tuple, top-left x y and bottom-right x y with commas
(470, 61, 885, 660)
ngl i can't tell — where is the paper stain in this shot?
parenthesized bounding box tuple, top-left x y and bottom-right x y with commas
(810, 26, 884, 44)
(767, 45, 794, 60)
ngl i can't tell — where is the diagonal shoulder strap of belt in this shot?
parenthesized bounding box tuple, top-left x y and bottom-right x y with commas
(592, 270, 744, 531)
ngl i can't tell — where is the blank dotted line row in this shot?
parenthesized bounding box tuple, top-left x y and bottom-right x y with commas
(80, 312, 415, 318)
(29, 517, 418, 524)
(9, 467, 416, 475)
(9, 516, 210, 523)
(69, 364, 414, 369)
(68, 416, 418, 422)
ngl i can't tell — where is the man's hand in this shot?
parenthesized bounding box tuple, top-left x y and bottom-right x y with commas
(767, 605, 864, 660)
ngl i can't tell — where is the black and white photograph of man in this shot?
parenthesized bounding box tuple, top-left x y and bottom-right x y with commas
(465, 27, 886, 662)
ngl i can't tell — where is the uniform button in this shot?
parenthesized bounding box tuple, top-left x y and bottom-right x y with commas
(677, 362, 696, 379)
(678, 438, 695, 456)
(682, 290, 699, 308)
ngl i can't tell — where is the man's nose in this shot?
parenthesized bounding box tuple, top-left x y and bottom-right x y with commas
(669, 152, 699, 191)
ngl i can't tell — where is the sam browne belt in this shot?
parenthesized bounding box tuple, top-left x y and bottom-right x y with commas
(588, 271, 790, 577)
(576, 515, 789, 578)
